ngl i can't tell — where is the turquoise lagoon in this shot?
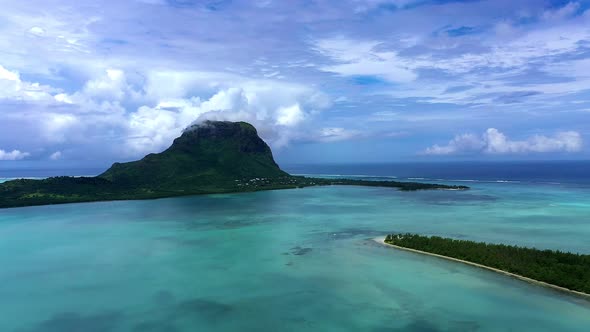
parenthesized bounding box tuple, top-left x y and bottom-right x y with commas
(1, 180, 590, 331)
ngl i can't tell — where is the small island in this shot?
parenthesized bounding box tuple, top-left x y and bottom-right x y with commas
(0, 121, 467, 209)
(382, 234, 590, 299)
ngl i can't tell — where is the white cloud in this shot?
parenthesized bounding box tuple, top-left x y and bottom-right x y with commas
(0, 61, 332, 159)
(54, 93, 73, 104)
(49, 151, 62, 160)
(81, 69, 128, 101)
(314, 37, 417, 83)
(276, 104, 305, 126)
(424, 133, 485, 155)
(425, 128, 583, 155)
(142, 70, 239, 102)
(28, 26, 46, 36)
(124, 80, 330, 154)
(484, 128, 582, 153)
(0, 65, 19, 81)
(0, 149, 30, 160)
(127, 105, 180, 154)
(315, 127, 361, 142)
(41, 113, 80, 143)
(0, 65, 56, 101)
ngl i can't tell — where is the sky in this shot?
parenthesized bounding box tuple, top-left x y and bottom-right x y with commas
(0, 0, 590, 166)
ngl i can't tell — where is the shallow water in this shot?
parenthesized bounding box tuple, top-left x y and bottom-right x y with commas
(1, 182, 590, 331)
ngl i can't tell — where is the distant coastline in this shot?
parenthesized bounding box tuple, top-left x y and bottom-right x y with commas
(375, 236, 590, 301)
(0, 121, 468, 209)
(0, 176, 468, 209)
(283, 160, 590, 188)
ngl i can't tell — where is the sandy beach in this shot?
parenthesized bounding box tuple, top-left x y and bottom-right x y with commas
(374, 236, 590, 301)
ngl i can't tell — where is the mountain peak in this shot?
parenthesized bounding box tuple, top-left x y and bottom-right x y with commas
(100, 121, 288, 185)
(171, 120, 271, 155)
(183, 120, 257, 136)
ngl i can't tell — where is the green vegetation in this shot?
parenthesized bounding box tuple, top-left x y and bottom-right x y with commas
(0, 121, 467, 209)
(312, 178, 467, 191)
(385, 233, 590, 295)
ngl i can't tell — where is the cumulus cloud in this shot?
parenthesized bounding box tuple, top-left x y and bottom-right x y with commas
(0, 65, 56, 102)
(424, 133, 485, 155)
(425, 129, 583, 155)
(484, 128, 582, 154)
(276, 104, 305, 126)
(0, 62, 331, 159)
(81, 69, 128, 101)
(0, 149, 30, 160)
(41, 113, 80, 143)
(124, 80, 330, 154)
(0, 65, 19, 81)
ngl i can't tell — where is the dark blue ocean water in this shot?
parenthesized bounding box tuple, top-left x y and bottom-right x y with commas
(283, 161, 590, 186)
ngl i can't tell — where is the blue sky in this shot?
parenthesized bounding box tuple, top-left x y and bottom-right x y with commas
(0, 0, 589, 166)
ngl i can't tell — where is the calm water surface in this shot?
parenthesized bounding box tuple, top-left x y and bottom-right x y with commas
(1, 177, 590, 331)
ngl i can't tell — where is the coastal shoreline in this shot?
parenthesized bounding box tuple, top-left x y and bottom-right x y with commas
(374, 236, 590, 301)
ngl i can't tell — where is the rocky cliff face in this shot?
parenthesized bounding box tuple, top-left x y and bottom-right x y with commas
(175, 121, 276, 156)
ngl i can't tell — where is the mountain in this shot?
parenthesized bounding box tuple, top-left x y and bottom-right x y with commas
(100, 121, 289, 190)
(0, 121, 467, 208)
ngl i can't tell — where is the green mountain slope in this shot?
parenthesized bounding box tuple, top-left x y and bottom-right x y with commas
(100, 121, 288, 189)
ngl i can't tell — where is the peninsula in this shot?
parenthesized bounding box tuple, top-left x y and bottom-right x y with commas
(382, 234, 590, 299)
(0, 121, 467, 208)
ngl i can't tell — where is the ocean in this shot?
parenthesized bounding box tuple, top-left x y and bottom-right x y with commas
(284, 160, 590, 186)
(1, 161, 589, 331)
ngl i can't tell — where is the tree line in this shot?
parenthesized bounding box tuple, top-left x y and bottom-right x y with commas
(385, 233, 590, 294)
